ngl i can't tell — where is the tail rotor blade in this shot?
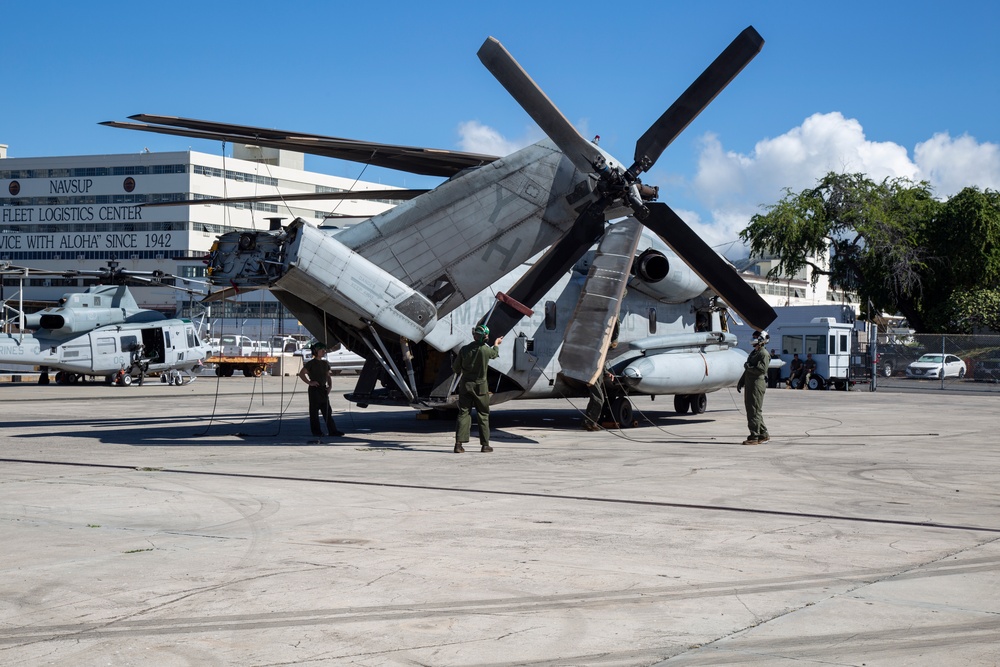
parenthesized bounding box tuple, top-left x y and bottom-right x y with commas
(642, 202, 776, 331)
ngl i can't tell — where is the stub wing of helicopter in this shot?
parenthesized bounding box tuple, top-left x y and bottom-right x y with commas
(105, 27, 776, 414)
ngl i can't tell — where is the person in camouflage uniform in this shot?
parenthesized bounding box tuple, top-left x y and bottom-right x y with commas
(452, 324, 503, 453)
(737, 330, 770, 445)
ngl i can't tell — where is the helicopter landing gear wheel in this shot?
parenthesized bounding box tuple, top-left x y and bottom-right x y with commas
(673, 394, 690, 414)
(610, 397, 633, 426)
(117, 373, 132, 387)
(692, 393, 707, 414)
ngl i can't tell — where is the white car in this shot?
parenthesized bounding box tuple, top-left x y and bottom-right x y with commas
(905, 354, 966, 379)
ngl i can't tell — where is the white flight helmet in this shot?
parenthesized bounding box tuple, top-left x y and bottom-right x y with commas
(752, 330, 770, 347)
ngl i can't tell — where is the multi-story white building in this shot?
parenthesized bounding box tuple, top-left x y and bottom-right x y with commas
(739, 243, 858, 312)
(0, 145, 405, 336)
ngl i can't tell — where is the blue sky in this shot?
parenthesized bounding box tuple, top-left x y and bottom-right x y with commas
(3, 1, 999, 255)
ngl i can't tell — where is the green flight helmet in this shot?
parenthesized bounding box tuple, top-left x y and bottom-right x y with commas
(473, 324, 490, 341)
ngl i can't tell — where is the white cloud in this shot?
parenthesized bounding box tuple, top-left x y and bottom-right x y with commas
(688, 112, 1000, 257)
(914, 132, 1000, 195)
(456, 120, 542, 157)
(693, 112, 918, 214)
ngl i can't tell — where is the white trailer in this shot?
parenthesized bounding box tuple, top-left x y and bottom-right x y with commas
(775, 317, 855, 390)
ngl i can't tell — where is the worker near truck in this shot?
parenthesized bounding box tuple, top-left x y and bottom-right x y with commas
(802, 353, 817, 389)
(786, 353, 803, 387)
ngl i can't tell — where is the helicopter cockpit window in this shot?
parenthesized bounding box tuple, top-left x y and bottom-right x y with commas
(121, 335, 139, 352)
(187, 329, 198, 348)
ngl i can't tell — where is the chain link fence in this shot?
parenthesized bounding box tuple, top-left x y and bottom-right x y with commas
(856, 333, 1000, 392)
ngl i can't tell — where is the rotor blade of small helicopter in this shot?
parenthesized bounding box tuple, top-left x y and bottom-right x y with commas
(643, 202, 776, 331)
(631, 26, 764, 177)
(201, 285, 265, 304)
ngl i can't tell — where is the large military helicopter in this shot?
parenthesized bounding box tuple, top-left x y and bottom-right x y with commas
(0, 260, 209, 385)
(106, 27, 777, 421)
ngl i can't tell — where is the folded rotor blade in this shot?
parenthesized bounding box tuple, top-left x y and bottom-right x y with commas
(643, 202, 776, 331)
(632, 26, 763, 176)
(485, 202, 607, 338)
(101, 119, 498, 178)
(129, 114, 374, 145)
(478, 37, 601, 174)
(141, 189, 429, 208)
(558, 219, 642, 386)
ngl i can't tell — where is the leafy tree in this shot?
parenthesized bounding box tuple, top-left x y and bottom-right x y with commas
(740, 173, 1000, 333)
(942, 288, 1000, 334)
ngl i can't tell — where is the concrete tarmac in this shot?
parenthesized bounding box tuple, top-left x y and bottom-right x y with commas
(0, 376, 998, 666)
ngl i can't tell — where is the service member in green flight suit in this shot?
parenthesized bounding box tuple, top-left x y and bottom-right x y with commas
(452, 324, 504, 453)
(737, 330, 771, 445)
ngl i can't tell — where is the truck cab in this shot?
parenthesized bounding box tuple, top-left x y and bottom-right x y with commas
(776, 317, 854, 390)
(220, 334, 259, 357)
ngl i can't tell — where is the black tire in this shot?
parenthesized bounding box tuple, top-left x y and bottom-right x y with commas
(958, 367, 966, 379)
(673, 394, 690, 415)
(807, 376, 824, 390)
(692, 393, 707, 414)
(881, 360, 894, 377)
(611, 397, 633, 425)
